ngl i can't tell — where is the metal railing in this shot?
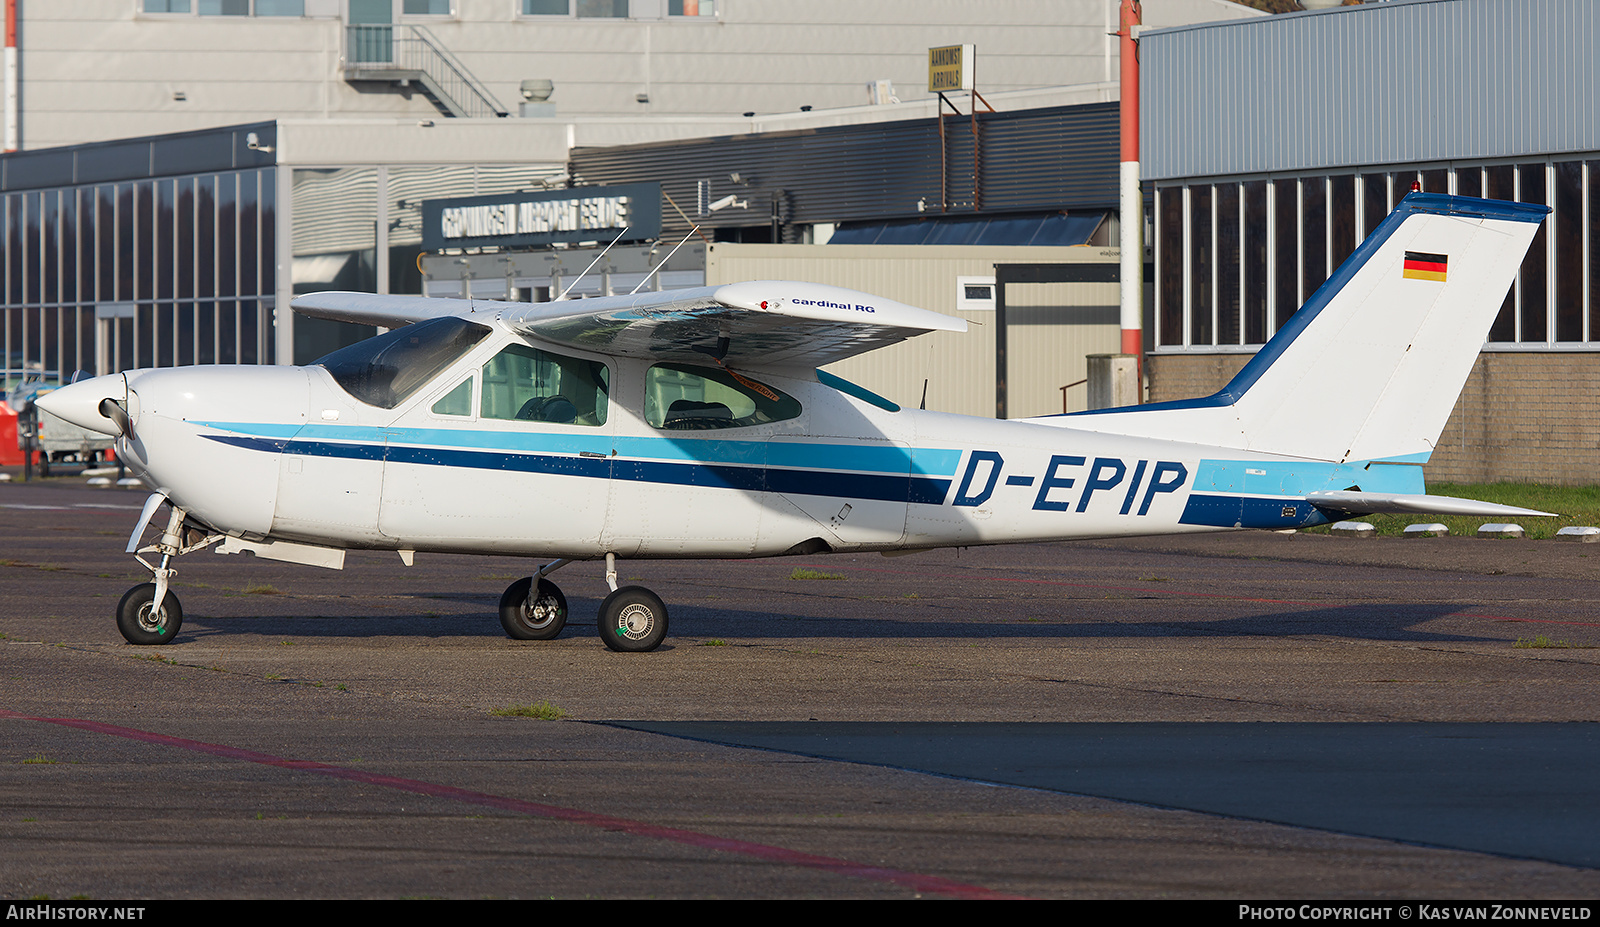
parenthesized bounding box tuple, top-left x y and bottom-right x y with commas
(344, 24, 508, 119)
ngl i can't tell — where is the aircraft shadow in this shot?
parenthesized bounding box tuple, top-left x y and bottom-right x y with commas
(170, 598, 1508, 645)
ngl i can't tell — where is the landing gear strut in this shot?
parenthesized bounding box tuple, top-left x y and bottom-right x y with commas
(595, 552, 668, 652)
(116, 494, 221, 646)
(499, 553, 669, 651)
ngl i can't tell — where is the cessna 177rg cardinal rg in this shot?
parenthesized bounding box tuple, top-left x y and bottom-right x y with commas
(38, 193, 1554, 651)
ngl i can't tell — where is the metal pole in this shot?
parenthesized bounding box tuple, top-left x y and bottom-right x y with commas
(1118, 0, 1144, 397)
(994, 273, 1007, 420)
(5, 0, 17, 152)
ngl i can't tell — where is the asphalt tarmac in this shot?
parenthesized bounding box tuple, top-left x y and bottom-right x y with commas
(3, 478, 1600, 899)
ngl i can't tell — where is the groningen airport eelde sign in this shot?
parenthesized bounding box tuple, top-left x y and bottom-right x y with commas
(421, 183, 661, 251)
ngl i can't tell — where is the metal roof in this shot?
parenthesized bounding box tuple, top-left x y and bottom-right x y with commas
(0, 123, 277, 191)
(1140, 0, 1600, 180)
(571, 103, 1118, 238)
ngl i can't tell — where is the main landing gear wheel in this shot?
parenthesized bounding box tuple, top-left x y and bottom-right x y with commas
(598, 586, 669, 653)
(116, 583, 183, 646)
(499, 577, 568, 640)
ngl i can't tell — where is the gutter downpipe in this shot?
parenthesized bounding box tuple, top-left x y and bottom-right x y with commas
(1118, 0, 1142, 398)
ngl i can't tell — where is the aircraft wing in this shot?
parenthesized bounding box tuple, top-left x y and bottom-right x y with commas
(291, 292, 481, 329)
(497, 281, 968, 367)
(1305, 490, 1556, 518)
(293, 282, 967, 368)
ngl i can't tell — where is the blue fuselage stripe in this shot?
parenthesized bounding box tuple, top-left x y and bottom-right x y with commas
(196, 421, 960, 477)
(1179, 493, 1335, 530)
(203, 434, 952, 504)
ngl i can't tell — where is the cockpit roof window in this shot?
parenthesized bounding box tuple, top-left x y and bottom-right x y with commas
(314, 316, 492, 409)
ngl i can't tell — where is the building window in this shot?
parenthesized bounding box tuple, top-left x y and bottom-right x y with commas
(956, 276, 995, 311)
(402, 0, 452, 14)
(148, 0, 305, 15)
(1242, 180, 1267, 344)
(575, 0, 628, 16)
(0, 166, 278, 382)
(1155, 156, 1599, 351)
(521, 1, 715, 17)
(1188, 184, 1212, 346)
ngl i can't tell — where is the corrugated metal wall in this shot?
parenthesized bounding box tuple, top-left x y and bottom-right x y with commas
(0, 122, 276, 191)
(705, 243, 1120, 419)
(571, 104, 1118, 240)
(1142, 0, 1600, 180)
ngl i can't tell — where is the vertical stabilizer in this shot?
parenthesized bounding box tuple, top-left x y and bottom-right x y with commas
(1062, 194, 1547, 463)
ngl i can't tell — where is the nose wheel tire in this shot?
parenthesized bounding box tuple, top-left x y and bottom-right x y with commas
(598, 586, 668, 653)
(116, 583, 183, 646)
(499, 577, 568, 640)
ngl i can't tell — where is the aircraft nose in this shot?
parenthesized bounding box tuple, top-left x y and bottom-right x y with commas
(34, 374, 128, 437)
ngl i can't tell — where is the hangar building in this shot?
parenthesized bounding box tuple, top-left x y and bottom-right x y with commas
(0, 0, 1260, 421)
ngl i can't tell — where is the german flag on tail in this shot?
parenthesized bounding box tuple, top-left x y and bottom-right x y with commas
(1403, 251, 1448, 282)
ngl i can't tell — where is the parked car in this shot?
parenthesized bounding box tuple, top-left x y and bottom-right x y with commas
(6, 371, 116, 475)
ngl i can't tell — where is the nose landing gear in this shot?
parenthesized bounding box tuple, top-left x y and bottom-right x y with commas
(116, 583, 184, 646)
(116, 493, 222, 646)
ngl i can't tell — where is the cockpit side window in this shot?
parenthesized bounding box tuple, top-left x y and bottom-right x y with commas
(480, 343, 609, 426)
(315, 317, 491, 410)
(430, 376, 474, 417)
(645, 364, 801, 430)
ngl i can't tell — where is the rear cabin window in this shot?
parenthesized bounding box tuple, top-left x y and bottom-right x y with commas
(480, 343, 609, 426)
(314, 317, 491, 410)
(645, 364, 801, 430)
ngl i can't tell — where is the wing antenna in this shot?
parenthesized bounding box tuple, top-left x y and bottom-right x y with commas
(555, 225, 630, 301)
(629, 225, 701, 296)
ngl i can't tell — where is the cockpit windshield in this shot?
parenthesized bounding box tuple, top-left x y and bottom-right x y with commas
(314, 316, 492, 409)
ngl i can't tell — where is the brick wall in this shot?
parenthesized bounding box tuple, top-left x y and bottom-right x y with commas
(1146, 352, 1600, 486)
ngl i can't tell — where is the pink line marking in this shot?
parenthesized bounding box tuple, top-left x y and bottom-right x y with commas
(0, 709, 1025, 900)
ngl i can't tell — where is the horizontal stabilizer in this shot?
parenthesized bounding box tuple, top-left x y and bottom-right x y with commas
(1306, 490, 1556, 519)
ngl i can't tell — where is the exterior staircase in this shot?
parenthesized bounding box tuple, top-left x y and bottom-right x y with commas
(343, 24, 509, 119)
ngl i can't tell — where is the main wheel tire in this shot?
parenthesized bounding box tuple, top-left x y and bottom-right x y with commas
(116, 583, 183, 645)
(498, 577, 568, 640)
(598, 586, 669, 653)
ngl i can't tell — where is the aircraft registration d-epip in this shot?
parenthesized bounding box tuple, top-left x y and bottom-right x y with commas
(39, 193, 1554, 651)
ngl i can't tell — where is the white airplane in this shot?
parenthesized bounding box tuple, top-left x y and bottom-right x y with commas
(39, 193, 1554, 651)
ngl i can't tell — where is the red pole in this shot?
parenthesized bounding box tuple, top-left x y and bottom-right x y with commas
(5, 0, 17, 152)
(1117, 0, 1143, 394)
(1119, 0, 1140, 167)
